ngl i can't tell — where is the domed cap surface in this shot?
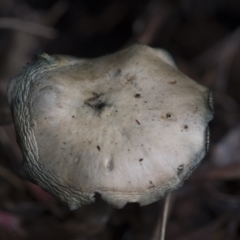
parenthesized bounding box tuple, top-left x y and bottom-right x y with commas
(7, 44, 213, 209)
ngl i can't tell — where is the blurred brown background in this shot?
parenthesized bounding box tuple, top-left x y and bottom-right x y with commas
(0, 0, 240, 239)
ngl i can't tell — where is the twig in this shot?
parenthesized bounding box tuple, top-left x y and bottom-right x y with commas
(0, 17, 58, 39)
(0, 126, 22, 174)
(0, 165, 25, 191)
(193, 164, 240, 181)
(44, 0, 69, 26)
(132, 0, 173, 45)
(214, 25, 240, 92)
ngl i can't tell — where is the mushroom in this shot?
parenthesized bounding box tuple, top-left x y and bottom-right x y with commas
(7, 44, 213, 209)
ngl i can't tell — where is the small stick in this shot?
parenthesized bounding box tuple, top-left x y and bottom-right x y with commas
(160, 193, 171, 240)
(0, 17, 58, 39)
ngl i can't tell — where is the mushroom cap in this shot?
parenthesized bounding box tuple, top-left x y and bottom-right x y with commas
(7, 44, 213, 209)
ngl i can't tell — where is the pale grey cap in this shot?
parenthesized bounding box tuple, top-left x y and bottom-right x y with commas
(7, 44, 213, 209)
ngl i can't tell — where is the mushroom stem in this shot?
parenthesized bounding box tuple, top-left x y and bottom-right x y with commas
(160, 194, 171, 240)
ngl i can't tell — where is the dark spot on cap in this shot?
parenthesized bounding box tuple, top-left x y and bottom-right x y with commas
(97, 146, 101, 151)
(177, 164, 184, 176)
(148, 181, 155, 189)
(72, 116, 75, 118)
(184, 125, 188, 129)
(166, 113, 171, 118)
(85, 92, 110, 114)
(115, 69, 121, 76)
(139, 158, 143, 162)
(193, 106, 198, 113)
(135, 93, 141, 98)
(125, 75, 136, 83)
(135, 119, 140, 125)
(169, 81, 176, 84)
